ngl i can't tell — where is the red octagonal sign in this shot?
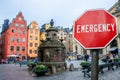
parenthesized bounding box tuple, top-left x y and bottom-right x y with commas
(73, 9, 118, 49)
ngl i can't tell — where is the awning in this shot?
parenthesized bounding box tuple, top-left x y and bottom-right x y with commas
(108, 47, 118, 51)
(7, 54, 20, 57)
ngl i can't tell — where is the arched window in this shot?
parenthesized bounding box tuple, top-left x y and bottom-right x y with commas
(12, 29, 15, 33)
(30, 43, 33, 47)
(11, 37, 14, 42)
(30, 36, 33, 40)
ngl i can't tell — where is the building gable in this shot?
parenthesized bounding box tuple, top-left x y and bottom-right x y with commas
(10, 12, 27, 28)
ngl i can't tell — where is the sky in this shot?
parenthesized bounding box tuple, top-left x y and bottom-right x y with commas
(0, 0, 118, 32)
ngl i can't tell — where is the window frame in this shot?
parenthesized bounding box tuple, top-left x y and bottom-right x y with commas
(17, 38, 20, 42)
(10, 46, 14, 51)
(11, 37, 14, 42)
(30, 43, 33, 47)
(35, 43, 38, 47)
(22, 38, 26, 42)
(12, 29, 15, 33)
(16, 46, 20, 51)
(22, 47, 25, 51)
(29, 50, 32, 54)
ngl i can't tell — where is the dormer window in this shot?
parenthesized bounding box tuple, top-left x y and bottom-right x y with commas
(15, 23, 18, 27)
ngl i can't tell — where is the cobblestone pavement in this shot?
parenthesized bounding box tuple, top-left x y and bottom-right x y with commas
(0, 64, 120, 80)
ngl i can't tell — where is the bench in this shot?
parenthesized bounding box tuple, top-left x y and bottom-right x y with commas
(82, 62, 120, 77)
(114, 61, 120, 68)
(82, 66, 91, 77)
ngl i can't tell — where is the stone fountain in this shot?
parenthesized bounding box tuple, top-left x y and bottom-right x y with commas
(38, 19, 66, 74)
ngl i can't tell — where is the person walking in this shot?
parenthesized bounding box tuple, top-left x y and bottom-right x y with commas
(106, 54, 110, 63)
(108, 53, 114, 70)
(84, 54, 89, 61)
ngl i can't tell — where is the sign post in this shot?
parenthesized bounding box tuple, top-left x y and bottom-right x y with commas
(73, 9, 118, 80)
(91, 49, 99, 80)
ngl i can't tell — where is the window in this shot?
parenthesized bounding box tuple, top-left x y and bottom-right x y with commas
(75, 45, 78, 52)
(30, 29, 33, 33)
(35, 30, 38, 34)
(22, 38, 26, 42)
(10, 46, 14, 51)
(30, 43, 33, 47)
(36, 27, 38, 29)
(12, 29, 15, 33)
(53, 33, 56, 36)
(16, 46, 20, 51)
(35, 43, 38, 47)
(34, 50, 38, 54)
(18, 17, 22, 21)
(61, 37, 63, 39)
(17, 38, 20, 42)
(23, 31, 26, 34)
(15, 23, 18, 27)
(20, 24, 24, 28)
(18, 30, 20, 33)
(11, 37, 14, 42)
(29, 50, 32, 54)
(22, 47, 25, 51)
(30, 36, 33, 40)
(35, 36, 38, 40)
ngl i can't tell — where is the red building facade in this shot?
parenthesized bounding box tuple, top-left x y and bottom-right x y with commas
(1, 12, 28, 60)
(0, 35, 3, 61)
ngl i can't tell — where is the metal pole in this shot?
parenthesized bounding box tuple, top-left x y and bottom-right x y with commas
(91, 49, 99, 80)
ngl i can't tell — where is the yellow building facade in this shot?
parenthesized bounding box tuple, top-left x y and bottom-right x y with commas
(40, 32, 46, 41)
(40, 23, 50, 40)
(45, 23, 50, 30)
(28, 21, 40, 58)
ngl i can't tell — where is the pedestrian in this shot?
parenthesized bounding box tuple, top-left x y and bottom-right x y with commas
(14, 58, 18, 65)
(88, 56, 92, 63)
(33, 58, 38, 63)
(106, 54, 110, 63)
(1, 59, 4, 64)
(108, 53, 114, 70)
(84, 54, 89, 61)
(109, 53, 114, 63)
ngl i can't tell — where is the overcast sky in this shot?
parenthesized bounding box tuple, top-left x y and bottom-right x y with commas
(0, 0, 118, 32)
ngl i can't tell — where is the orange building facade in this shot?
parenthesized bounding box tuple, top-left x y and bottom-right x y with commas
(0, 12, 28, 60)
(27, 21, 40, 58)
